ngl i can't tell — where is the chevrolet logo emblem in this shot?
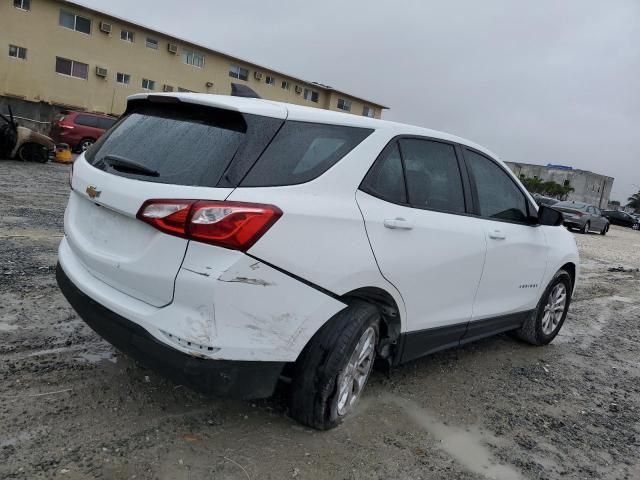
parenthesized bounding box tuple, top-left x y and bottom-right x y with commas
(86, 185, 101, 199)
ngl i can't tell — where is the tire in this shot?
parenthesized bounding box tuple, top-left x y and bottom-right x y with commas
(633, 223, 640, 231)
(77, 138, 94, 153)
(513, 269, 572, 345)
(580, 221, 590, 234)
(600, 224, 609, 235)
(17, 143, 48, 163)
(289, 300, 380, 430)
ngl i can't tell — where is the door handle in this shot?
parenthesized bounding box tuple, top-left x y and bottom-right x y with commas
(384, 218, 414, 230)
(488, 230, 506, 240)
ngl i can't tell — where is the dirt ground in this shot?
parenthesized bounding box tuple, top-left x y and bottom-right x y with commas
(1, 160, 639, 480)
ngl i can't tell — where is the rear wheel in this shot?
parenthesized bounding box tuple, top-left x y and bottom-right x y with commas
(77, 138, 94, 153)
(513, 269, 572, 345)
(580, 221, 590, 234)
(17, 143, 48, 163)
(289, 301, 380, 430)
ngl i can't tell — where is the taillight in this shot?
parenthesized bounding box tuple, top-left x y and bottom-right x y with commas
(61, 124, 75, 130)
(136, 200, 282, 252)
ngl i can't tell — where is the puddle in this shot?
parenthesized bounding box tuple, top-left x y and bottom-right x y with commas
(0, 320, 19, 332)
(384, 395, 525, 480)
(75, 350, 117, 364)
(0, 427, 45, 448)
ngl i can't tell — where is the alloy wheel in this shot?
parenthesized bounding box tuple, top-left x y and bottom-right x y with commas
(336, 326, 377, 416)
(541, 283, 567, 335)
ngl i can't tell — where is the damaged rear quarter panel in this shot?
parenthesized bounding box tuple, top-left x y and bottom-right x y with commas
(176, 242, 346, 362)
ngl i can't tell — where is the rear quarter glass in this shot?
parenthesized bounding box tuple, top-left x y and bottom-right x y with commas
(240, 121, 373, 187)
(85, 102, 283, 188)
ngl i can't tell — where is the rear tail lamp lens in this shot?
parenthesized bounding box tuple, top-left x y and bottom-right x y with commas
(136, 200, 282, 252)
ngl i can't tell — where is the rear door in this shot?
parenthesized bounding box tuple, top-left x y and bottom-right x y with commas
(589, 206, 606, 230)
(462, 148, 548, 323)
(357, 138, 486, 360)
(74, 114, 102, 138)
(66, 99, 285, 307)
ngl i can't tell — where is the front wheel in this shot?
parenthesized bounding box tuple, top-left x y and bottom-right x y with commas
(289, 301, 380, 430)
(580, 221, 590, 234)
(513, 269, 572, 345)
(600, 224, 609, 235)
(633, 223, 640, 231)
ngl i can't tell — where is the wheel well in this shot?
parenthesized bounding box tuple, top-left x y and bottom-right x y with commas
(561, 262, 576, 290)
(341, 287, 401, 362)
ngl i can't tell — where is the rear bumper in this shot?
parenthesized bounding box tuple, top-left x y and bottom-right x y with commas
(563, 219, 583, 229)
(56, 262, 285, 399)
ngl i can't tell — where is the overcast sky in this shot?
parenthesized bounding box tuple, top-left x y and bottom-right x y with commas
(79, 0, 640, 202)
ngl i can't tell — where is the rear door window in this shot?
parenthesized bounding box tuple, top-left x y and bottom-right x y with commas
(240, 122, 373, 187)
(97, 117, 117, 130)
(399, 139, 465, 213)
(75, 115, 99, 127)
(86, 103, 283, 187)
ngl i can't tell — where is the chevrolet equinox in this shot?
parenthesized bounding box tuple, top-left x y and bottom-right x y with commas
(57, 93, 579, 430)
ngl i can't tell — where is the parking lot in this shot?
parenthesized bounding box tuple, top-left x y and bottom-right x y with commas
(1, 160, 639, 480)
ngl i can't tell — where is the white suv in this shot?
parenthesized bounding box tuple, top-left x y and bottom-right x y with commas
(57, 93, 579, 429)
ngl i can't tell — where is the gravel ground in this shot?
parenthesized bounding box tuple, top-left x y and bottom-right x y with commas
(1, 160, 639, 480)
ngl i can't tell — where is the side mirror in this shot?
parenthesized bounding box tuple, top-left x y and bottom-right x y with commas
(538, 205, 563, 226)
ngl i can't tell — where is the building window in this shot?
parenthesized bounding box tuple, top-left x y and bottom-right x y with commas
(281, 80, 290, 90)
(265, 75, 275, 86)
(362, 106, 374, 118)
(55, 57, 88, 79)
(116, 72, 131, 85)
(146, 37, 158, 49)
(120, 30, 134, 42)
(141, 78, 155, 90)
(59, 10, 91, 34)
(14, 0, 30, 11)
(182, 49, 204, 68)
(177, 87, 195, 93)
(229, 65, 248, 81)
(337, 98, 351, 112)
(8, 45, 27, 60)
(304, 89, 319, 103)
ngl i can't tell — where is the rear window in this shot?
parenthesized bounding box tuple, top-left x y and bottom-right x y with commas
(240, 122, 373, 187)
(86, 102, 282, 187)
(555, 201, 588, 210)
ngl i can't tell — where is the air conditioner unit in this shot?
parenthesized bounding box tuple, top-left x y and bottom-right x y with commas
(167, 43, 178, 54)
(254, 71, 263, 80)
(163, 85, 174, 92)
(99, 22, 112, 34)
(95, 66, 108, 77)
(205, 81, 214, 88)
(294, 85, 303, 94)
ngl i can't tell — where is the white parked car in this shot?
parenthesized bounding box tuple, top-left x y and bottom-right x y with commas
(57, 93, 579, 430)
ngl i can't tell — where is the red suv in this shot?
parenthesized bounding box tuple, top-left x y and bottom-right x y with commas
(50, 111, 118, 152)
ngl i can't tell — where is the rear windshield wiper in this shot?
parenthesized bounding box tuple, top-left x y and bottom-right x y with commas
(102, 154, 160, 177)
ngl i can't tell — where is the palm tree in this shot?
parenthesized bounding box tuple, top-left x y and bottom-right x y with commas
(627, 191, 640, 211)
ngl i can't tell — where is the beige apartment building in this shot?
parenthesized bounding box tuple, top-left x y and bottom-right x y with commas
(1, 0, 386, 125)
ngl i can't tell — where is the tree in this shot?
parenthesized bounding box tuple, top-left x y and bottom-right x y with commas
(627, 191, 640, 211)
(519, 175, 574, 200)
